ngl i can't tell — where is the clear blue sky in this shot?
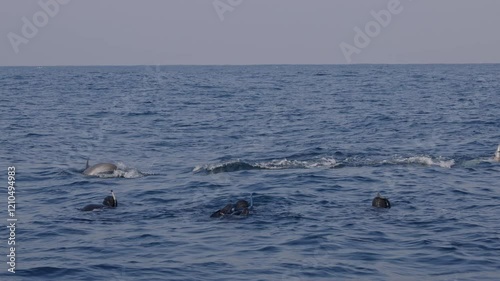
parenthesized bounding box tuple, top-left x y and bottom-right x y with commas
(1, 0, 499, 66)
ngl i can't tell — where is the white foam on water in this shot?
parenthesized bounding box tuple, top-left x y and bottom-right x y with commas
(256, 157, 338, 169)
(395, 156, 455, 168)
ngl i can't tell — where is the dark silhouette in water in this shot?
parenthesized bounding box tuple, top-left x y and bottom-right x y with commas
(211, 198, 252, 218)
(209, 162, 262, 174)
(372, 192, 391, 208)
(82, 190, 118, 211)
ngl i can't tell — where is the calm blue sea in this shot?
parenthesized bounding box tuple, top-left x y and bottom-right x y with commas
(1, 64, 500, 281)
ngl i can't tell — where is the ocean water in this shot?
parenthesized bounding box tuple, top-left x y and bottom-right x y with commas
(1, 64, 500, 281)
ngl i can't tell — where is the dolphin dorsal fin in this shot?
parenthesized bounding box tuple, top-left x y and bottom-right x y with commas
(86, 159, 90, 169)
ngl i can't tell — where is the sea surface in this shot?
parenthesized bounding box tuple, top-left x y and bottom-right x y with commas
(1, 64, 500, 281)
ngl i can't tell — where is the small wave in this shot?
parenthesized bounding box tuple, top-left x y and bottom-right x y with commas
(126, 110, 157, 117)
(194, 154, 462, 174)
(193, 160, 261, 174)
(392, 156, 455, 168)
(16, 266, 84, 277)
(194, 157, 338, 174)
(460, 157, 497, 167)
(96, 169, 143, 178)
(255, 157, 338, 169)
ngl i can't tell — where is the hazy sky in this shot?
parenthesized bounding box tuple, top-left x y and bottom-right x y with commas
(1, 0, 500, 66)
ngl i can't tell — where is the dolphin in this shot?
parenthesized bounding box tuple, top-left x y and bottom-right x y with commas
(83, 160, 117, 176)
(82, 190, 118, 211)
(495, 145, 500, 162)
(372, 192, 391, 208)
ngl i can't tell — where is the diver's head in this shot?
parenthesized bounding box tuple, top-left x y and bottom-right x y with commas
(103, 190, 117, 207)
(235, 200, 249, 210)
(372, 193, 391, 208)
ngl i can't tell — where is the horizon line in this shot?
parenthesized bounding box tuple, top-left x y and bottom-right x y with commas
(1, 62, 500, 68)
